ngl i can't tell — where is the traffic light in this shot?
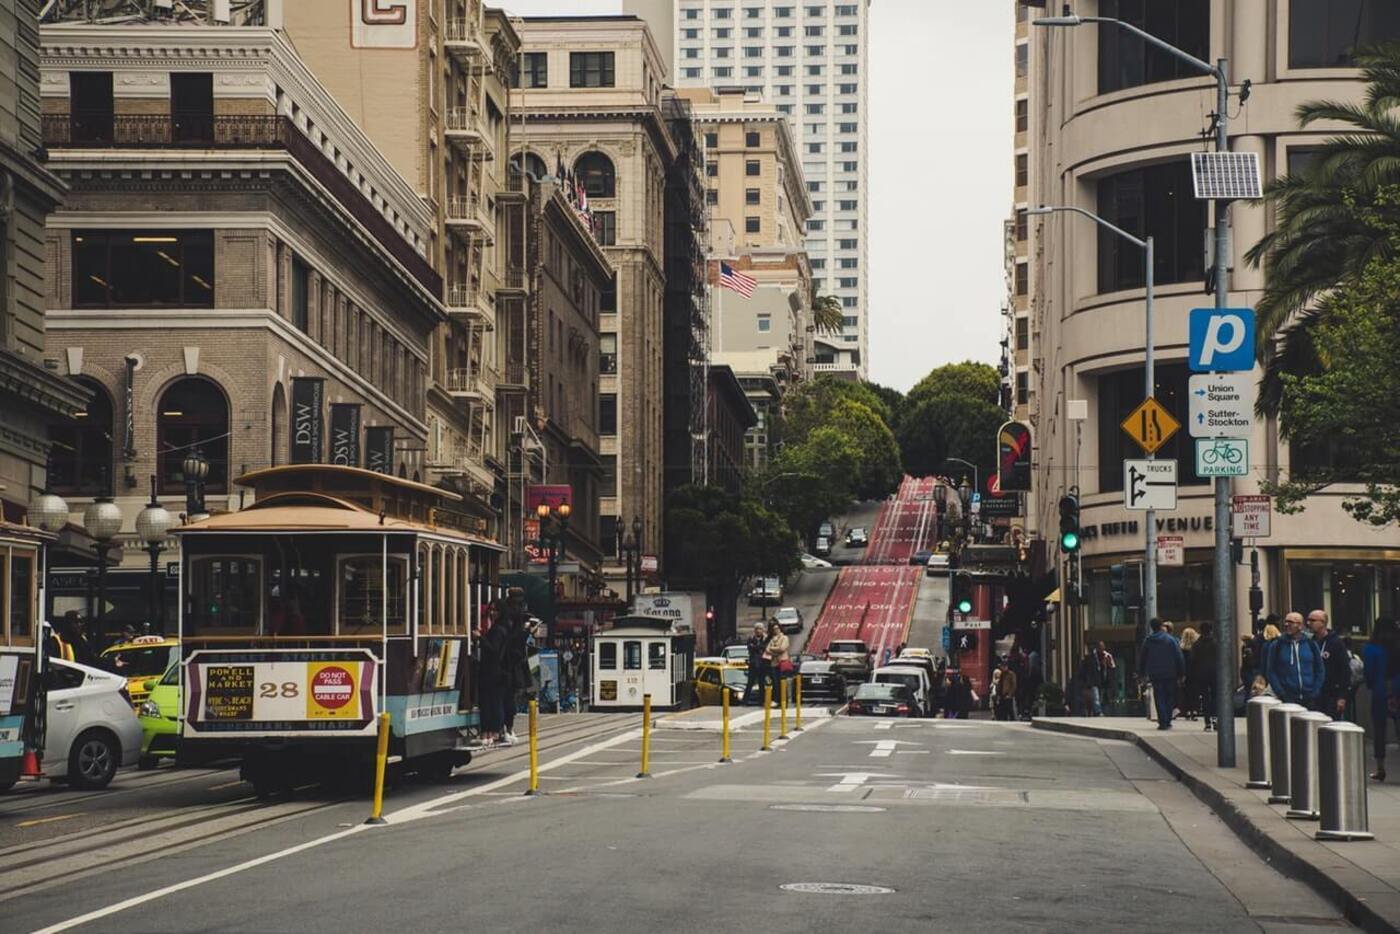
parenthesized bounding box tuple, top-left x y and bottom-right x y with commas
(1058, 494, 1081, 553)
(1063, 558, 1082, 606)
(1110, 563, 1126, 609)
(952, 572, 974, 615)
(1124, 561, 1143, 608)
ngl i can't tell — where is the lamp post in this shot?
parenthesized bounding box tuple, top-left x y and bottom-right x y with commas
(618, 515, 643, 604)
(932, 483, 948, 544)
(1035, 10, 1239, 766)
(1029, 205, 1158, 631)
(946, 458, 979, 513)
(30, 487, 71, 637)
(135, 476, 174, 634)
(82, 496, 123, 646)
(183, 447, 209, 520)
(536, 501, 571, 643)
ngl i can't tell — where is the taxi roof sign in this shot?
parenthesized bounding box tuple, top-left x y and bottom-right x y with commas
(1121, 397, 1181, 455)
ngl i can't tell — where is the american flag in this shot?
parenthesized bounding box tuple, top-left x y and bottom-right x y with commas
(719, 261, 756, 298)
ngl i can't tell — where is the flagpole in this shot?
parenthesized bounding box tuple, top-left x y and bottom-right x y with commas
(705, 277, 715, 488)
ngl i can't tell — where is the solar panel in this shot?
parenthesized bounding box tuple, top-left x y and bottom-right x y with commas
(1191, 151, 1262, 200)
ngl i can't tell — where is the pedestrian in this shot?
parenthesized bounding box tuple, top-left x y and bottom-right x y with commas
(1138, 618, 1185, 730)
(1077, 649, 1106, 717)
(945, 671, 973, 719)
(1265, 612, 1324, 708)
(59, 611, 95, 666)
(474, 602, 509, 746)
(1307, 609, 1351, 720)
(764, 619, 790, 706)
(996, 665, 1018, 721)
(930, 665, 947, 718)
(1187, 622, 1218, 731)
(500, 610, 533, 744)
(1239, 633, 1258, 688)
(1178, 628, 1199, 719)
(744, 623, 767, 705)
(1361, 617, 1400, 781)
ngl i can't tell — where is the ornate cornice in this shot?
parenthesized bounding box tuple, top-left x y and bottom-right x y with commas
(0, 349, 90, 419)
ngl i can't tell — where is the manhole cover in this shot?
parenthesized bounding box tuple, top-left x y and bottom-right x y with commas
(770, 804, 885, 813)
(780, 883, 895, 895)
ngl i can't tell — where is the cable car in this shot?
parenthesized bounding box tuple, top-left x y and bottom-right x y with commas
(591, 615, 695, 710)
(175, 465, 500, 796)
(0, 524, 43, 792)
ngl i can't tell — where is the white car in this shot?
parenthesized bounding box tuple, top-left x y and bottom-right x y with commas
(800, 553, 833, 569)
(871, 664, 934, 718)
(42, 659, 143, 789)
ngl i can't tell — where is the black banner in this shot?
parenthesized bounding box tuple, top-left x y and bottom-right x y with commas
(329, 404, 362, 467)
(997, 421, 1033, 493)
(979, 492, 1023, 519)
(365, 426, 394, 474)
(290, 378, 325, 464)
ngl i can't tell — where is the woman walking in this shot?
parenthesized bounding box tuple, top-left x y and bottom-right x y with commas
(1363, 617, 1399, 782)
(1178, 628, 1200, 720)
(1187, 622, 1218, 731)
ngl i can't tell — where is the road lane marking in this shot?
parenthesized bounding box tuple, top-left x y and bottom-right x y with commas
(873, 721, 893, 731)
(16, 813, 82, 829)
(208, 781, 244, 791)
(946, 750, 1004, 756)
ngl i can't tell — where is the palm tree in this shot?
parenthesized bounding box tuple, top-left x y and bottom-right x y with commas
(810, 293, 845, 334)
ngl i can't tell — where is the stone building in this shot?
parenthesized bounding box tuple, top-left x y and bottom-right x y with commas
(705, 363, 756, 496)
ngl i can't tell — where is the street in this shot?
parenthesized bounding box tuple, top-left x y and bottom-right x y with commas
(3, 712, 1347, 933)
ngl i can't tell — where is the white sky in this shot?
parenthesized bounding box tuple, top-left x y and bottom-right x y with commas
(498, 1, 1012, 391)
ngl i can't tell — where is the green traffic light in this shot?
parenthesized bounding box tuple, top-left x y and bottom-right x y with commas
(956, 598, 973, 614)
(1060, 531, 1080, 552)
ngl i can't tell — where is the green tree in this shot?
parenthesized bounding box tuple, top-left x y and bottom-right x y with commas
(905, 360, 1001, 409)
(826, 398, 903, 500)
(782, 376, 894, 443)
(864, 381, 907, 430)
(897, 392, 1003, 486)
(762, 426, 863, 541)
(811, 294, 846, 334)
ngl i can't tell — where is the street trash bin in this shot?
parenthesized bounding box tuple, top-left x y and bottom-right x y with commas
(1286, 711, 1331, 820)
(1246, 695, 1281, 789)
(1316, 721, 1374, 841)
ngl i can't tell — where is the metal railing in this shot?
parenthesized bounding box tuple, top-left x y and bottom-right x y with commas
(446, 194, 492, 227)
(499, 362, 529, 388)
(444, 17, 483, 45)
(446, 363, 499, 397)
(445, 284, 493, 316)
(444, 105, 483, 133)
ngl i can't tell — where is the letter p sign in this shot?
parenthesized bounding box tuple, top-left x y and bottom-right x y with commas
(1188, 307, 1256, 373)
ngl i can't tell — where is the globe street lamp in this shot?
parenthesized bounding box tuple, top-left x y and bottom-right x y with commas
(183, 447, 209, 520)
(135, 476, 174, 634)
(30, 487, 71, 636)
(82, 496, 123, 645)
(536, 501, 571, 642)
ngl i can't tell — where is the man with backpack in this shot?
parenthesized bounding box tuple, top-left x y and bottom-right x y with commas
(1267, 612, 1325, 708)
(1308, 609, 1353, 720)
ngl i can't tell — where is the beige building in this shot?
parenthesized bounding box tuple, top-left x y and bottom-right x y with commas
(511, 15, 673, 572)
(1016, 0, 1400, 685)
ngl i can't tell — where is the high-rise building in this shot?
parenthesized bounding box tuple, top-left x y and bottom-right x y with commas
(1015, 0, 1400, 686)
(632, 0, 869, 378)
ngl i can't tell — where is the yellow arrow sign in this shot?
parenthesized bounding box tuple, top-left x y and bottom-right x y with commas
(1121, 397, 1181, 455)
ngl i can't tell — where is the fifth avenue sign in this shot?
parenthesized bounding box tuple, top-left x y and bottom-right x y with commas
(1188, 373, 1256, 439)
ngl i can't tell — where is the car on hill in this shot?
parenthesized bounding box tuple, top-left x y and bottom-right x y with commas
(825, 639, 872, 683)
(748, 576, 783, 606)
(844, 527, 868, 547)
(774, 606, 803, 634)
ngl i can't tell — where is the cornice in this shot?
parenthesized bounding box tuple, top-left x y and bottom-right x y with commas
(0, 349, 90, 418)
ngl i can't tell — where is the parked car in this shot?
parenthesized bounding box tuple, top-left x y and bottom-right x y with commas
(844, 527, 869, 547)
(136, 662, 180, 769)
(847, 682, 920, 718)
(893, 652, 938, 686)
(774, 606, 803, 634)
(909, 549, 933, 566)
(814, 536, 831, 557)
(693, 659, 749, 707)
(748, 576, 783, 606)
(800, 553, 833, 569)
(871, 664, 933, 717)
(42, 659, 143, 789)
(818, 521, 836, 540)
(720, 643, 751, 665)
(825, 639, 872, 683)
(99, 635, 178, 709)
(797, 659, 848, 704)
(924, 553, 951, 576)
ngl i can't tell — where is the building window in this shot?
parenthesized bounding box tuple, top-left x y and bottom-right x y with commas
(1097, 364, 1204, 492)
(838, 24, 857, 36)
(1016, 371, 1029, 405)
(706, 189, 718, 205)
(838, 238, 856, 249)
(715, 47, 732, 58)
(1015, 98, 1028, 133)
(683, 67, 701, 79)
(157, 377, 229, 495)
(70, 71, 113, 144)
(705, 131, 718, 148)
(171, 73, 213, 143)
(707, 161, 719, 177)
(575, 151, 616, 197)
(713, 67, 734, 78)
(600, 333, 617, 372)
(601, 275, 616, 313)
(745, 130, 761, 147)
(1016, 43, 1028, 78)
(599, 394, 617, 434)
(745, 188, 761, 205)
(1015, 262, 1028, 296)
(1015, 208, 1028, 242)
(49, 377, 114, 496)
(1015, 154, 1028, 187)
(746, 160, 761, 176)
(1289, 0, 1400, 68)
(745, 216, 761, 233)
(684, 47, 700, 59)
(1097, 161, 1205, 293)
(838, 200, 857, 212)
(838, 277, 857, 288)
(841, 296, 857, 307)
(840, 63, 857, 75)
(73, 230, 214, 308)
(569, 51, 615, 88)
(592, 211, 617, 246)
(1097, 0, 1209, 94)
(757, 315, 771, 332)
(775, 6, 793, 17)
(1016, 315, 1029, 350)
(519, 51, 548, 88)
(290, 256, 309, 331)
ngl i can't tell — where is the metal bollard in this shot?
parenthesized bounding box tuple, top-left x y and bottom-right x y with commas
(719, 682, 732, 764)
(637, 693, 652, 779)
(1286, 711, 1331, 821)
(1267, 703, 1306, 804)
(761, 685, 773, 751)
(1245, 696, 1281, 789)
(1316, 721, 1374, 841)
(365, 711, 391, 825)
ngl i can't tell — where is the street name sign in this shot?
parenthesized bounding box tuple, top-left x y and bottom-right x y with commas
(1189, 308, 1256, 372)
(1188, 373, 1256, 438)
(1120, 397, 1180, 455)
(1124, 459, 1178, 511)
(1156, 535, 1185, 567)
(1195, 438, 1248, 477)
(1231, 494, 1272, 538)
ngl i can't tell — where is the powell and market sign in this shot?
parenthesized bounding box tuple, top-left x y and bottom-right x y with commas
(1079, 514, 1216, 542)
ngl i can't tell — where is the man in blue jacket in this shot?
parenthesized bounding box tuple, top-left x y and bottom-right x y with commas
(1267, 612, 1325, 707)
(1137, 618, 1185, 730)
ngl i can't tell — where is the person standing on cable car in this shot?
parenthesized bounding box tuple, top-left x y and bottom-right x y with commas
(475, 601, 509, 746)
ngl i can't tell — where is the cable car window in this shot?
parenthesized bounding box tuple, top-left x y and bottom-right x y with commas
(623, 640, 642, 670)
(599, 642, 617, 669)
(187, 557, 261, 635)
(648, 642, 667, 670)
(9, 549, 35, 642)
(338, 555, 409, 636)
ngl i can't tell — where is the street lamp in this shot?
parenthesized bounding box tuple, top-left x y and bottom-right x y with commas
(932, 483, 948, 544)
(536, 501, 571, 642)
(182, 448, 209, 520)
(945, 457, 979, 507)
(82, 496, 122, 646)
(1029, 205, 1158, 631)
(1035, 11, 1240, 767)
(135, 476, 174, 634)
(618, 515, 643, 604)
(31, 487, 70, 638)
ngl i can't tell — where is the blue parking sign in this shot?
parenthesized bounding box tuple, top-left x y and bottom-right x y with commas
(1188, 308, 1255, 372)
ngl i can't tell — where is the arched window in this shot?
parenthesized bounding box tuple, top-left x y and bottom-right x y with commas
(512, 151, 549, 181)
(49, 377, 113, 495)
(574, 151, 615, 198)
(157, 377, 229, 495)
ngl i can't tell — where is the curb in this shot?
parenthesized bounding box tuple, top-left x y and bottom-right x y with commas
(1032, 718, 1400, 934)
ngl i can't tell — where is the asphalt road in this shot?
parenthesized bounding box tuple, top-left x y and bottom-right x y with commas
(6, 712, 1350, 933)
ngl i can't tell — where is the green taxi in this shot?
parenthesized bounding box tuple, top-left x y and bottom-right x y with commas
(136, 663, 181, 770)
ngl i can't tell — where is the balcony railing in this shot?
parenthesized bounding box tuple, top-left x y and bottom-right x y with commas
(444, 107, 493, 160)
(499, 362, 528, 388)
(446, 363, 498, 399)
(499, 266, 527, 292)
(445, 285, 494, 326)
(446, 195, 494, 238)
(41, 113, 440, 296)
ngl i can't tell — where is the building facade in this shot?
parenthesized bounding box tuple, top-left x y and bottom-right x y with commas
(632, 0, 869, 377)
(36, 20, 446, 629)
(512, 15, 674, 576)
(1017, 0, 1400, 686)
(705, 363, 757, 495)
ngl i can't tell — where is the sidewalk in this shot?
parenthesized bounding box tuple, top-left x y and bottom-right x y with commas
(1033, 716, 1400, 933)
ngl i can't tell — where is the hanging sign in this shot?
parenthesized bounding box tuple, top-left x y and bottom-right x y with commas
(329, 404, 362, 467)
(290, 378, 325, 464)
(365, 426, 395, 474)
(996, 421, 1032, 493)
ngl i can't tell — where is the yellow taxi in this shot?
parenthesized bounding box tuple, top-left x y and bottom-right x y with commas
(692, 658, 749, 707)
(99, 635, 179, 709)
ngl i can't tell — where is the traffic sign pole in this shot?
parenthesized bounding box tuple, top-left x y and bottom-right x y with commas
(1144, 236, 1158, 632)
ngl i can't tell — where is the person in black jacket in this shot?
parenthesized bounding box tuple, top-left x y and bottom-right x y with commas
(1308, 609, 1352, 720)
(743, 624, 767, 705)
(1187, 622, 1219, 731)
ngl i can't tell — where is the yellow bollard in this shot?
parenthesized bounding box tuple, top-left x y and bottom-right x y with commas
(779, 677, 789, 739)
(524, 699, 540, 796)
(761, 685, 773, 751)
(794, 672, 803, 733)
(636, 693, 652, 778)
(719, 684, 732, 763)
(365, 711, 391, 825)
